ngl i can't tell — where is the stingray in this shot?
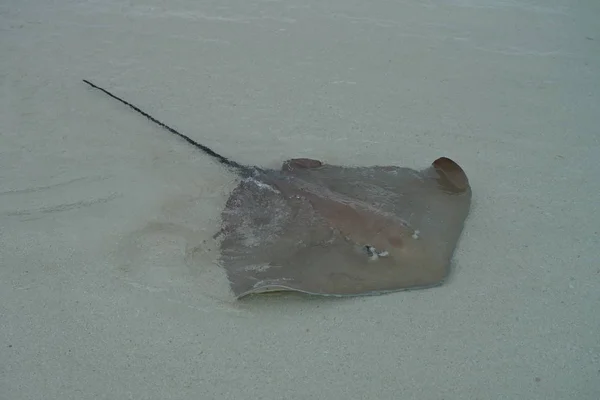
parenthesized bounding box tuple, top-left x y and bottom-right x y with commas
(83, 79, 472, 299)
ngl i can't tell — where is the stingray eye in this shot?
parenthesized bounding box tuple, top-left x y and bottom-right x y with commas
(284, 158, 323, 170)
(388, 236, 403, 248)
(432, 157, 469, 192)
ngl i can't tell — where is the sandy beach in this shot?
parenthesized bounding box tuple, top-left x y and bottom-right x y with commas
(1, 0, 599, 399)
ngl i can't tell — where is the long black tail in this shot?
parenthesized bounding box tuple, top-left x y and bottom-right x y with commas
(82, 79, 255, 175)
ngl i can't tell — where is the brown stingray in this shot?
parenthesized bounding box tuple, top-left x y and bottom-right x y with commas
(83, 80, 472, 299)
(217, 156, 471, 298)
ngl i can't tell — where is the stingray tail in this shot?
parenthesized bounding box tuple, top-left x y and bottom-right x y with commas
(82, 79, 255, 175)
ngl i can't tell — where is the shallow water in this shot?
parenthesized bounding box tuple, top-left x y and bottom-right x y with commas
(1, 0, 599, 399)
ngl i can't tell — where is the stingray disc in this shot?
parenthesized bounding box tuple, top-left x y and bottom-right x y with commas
(217, 157, 472, 299)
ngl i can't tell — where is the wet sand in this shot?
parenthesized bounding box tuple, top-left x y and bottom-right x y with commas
(1, 0, 599, 399)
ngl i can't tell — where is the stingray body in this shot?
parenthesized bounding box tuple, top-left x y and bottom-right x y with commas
(83, 80, 472, 299)
(218, 157, 471, 298)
